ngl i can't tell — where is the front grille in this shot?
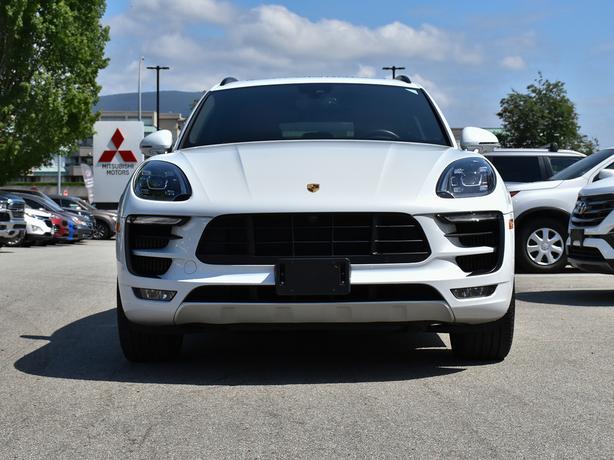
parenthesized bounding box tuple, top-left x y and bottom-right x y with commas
(439, 212, 503, 275)
(567, 245, 604, 261)
(571, 194, 614, 227)
(184, 284, 443, 303)
(8, 202, 24, 219)
(130, 256, 173, 277)
(197, 213, 431, 265)
(128, 223, 176, 250)
(125, 218, 184, 277)
(0, 212, 9, 222)
(44, 219, 52, 228)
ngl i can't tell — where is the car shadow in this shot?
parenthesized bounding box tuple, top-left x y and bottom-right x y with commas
(14, 309, 481, 386)
(516, 289, 614, 307)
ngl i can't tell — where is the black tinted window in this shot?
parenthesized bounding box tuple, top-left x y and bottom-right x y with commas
(550, 149, 614, 180)
(486, 156, 542, 182)
(183, 84, 450, 148)
(549, 157, 580, 175)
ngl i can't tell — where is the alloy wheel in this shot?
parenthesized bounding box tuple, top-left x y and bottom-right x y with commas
(526, 227, 564, 266)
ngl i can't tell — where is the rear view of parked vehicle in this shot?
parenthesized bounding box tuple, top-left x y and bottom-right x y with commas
(509, 149, 614, 273)
(567, 176, 614, 274)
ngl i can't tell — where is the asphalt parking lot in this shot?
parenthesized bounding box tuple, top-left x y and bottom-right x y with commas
(0, 241, 613, 458)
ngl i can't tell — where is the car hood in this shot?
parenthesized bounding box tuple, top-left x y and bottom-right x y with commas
(578, 176, 614, 196)
(507, 179, 563, 193)
(26, 208, 51, 218)
(169, 140, 470, 213)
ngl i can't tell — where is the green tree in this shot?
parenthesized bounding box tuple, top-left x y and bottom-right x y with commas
(497, 73, 598, 153)
(0, 0, 109, 185)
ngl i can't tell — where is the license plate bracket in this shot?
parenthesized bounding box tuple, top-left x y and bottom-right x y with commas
(275, 258, 351, 296)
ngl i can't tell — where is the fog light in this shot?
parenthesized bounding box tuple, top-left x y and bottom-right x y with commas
(451, 285, 497, 299)
(133, 288, 177, 301)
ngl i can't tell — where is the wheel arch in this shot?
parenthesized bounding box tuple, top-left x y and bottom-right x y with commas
(515, 207, 570, 230)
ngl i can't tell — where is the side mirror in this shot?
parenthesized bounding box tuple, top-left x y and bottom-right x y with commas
(596, 168, 614, 181)
(460, 127, 500, 153)
(140, 130, 173, 157)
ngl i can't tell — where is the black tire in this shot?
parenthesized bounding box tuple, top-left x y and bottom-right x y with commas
(6, 232, 26, 247)
(117, 285, 183, 362)
(517, 217, 568, 273)
(94, 220, 111, 240)
(450, 296, 515, 361)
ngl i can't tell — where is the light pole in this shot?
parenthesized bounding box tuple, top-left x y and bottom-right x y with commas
(138, 57, 144, 121)
(382, 66, 405, 78)
(146, 65, 170, 130)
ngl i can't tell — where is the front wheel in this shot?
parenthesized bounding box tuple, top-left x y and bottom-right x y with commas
(450, 296, 515, 361)
(517, 217, 567, 273)
(117, 285, 183, 362)
(6, 231, 26, 247)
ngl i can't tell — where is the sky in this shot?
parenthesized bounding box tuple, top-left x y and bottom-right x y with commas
(100, 0, 614, 147)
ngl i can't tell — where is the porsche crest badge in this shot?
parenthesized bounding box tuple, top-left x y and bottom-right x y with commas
(307, 183, 320, 193)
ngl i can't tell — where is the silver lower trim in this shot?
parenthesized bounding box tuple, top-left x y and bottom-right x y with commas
(174, 301, 455, 325)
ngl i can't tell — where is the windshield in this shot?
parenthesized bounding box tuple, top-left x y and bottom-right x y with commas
(550, 149, 614, 180)
(73, 197, 94, 211)
(182, 83, 451, 148)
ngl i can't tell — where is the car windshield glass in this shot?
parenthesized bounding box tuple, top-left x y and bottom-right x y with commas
(486, 156, 542, 182)
(32, 195, 63, 212)
(75, 198, 95, 211)
(549, 149, 614, 180)
(183, 83, 451, 148)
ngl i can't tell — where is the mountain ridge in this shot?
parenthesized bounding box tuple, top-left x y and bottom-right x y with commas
(94, 90, 203, 116)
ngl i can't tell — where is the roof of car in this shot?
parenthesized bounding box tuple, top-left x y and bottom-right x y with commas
(209, 76, 423, 92)
(485, 148, 585, 157)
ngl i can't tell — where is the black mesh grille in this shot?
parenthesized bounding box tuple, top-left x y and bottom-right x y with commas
(8, 202, 24, 219)
(130, 256, 173, 277)
(184, 284, 443, 303)
(571, 194, 614, 228)
(440, 212, 503, 275)
(125, 218, 184, 277)
(197, 213, 431, 265)
(456, 253, 499, 273)
(128, 223, 175, 250)
(0, 212, 9, 222)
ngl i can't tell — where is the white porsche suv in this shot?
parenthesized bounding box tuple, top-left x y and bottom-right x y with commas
(116, 77, 515, 362)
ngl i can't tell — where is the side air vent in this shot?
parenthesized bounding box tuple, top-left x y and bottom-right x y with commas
(125, 216, 187, 278)
(439, 212, 504, 275)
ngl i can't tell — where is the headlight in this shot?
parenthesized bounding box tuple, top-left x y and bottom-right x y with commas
(436, 157, 496, 198)
(0, 201, 7, 211)
(134, 160, 191, 201)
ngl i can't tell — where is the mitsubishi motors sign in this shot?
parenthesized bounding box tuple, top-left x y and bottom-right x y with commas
(93, 121, 144, 203)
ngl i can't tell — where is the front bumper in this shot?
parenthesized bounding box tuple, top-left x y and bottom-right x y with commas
(0, 221, 26, 240)
(117, 213, 515, 327)
(568, 211, 614, 274)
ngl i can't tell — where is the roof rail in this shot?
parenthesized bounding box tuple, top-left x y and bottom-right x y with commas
(220, 77, 238, 86)
(394, 75, 412, 84)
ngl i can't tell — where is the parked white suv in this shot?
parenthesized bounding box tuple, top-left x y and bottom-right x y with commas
(567, 175, 614, 274)
(509, 149, 614, 272)
(484, 148, 584, 185)
(116, 77, 515, 362)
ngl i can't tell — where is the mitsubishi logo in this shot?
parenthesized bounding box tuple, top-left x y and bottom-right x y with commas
(98, 129, 137, 163)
